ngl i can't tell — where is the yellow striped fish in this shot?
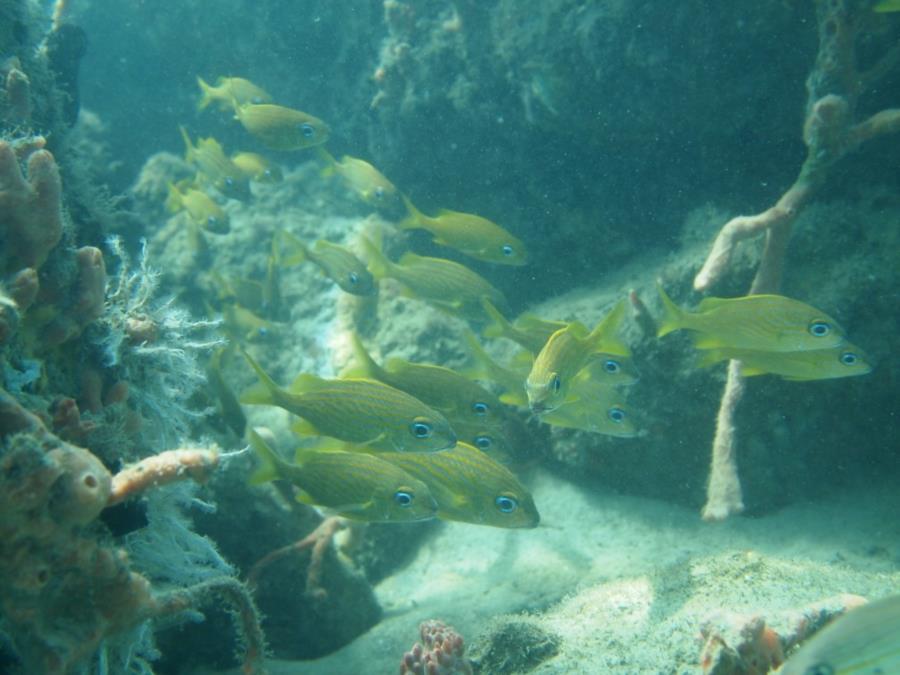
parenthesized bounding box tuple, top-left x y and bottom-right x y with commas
(318, 148, 402, 211)
(377, 443, 540, 528)
(276, 231, 375, 296)
(197, 76, 272, 112)
(230, 151, 283, 183)
(461, 329, 530, 407)
(400, 195, 528, 266)
(165, 181, 229, 234)
(179, 126, 251, 201)
(233, 102, 330, 151)
(248, 429, 437, 522)
(482, 298, 565, 353)
(540, 383, 637, 438)
(526, 301, 630, 413)
(696, 343, 873, 381)
(657, 284, 847, 352)
(780, 594, 900, 675)
(240, 350, 456, 452)
(361, 236, 510, 318)
(347, 332, 505, 427)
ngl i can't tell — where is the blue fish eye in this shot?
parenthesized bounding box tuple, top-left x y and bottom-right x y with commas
(394, 490, 414, 507)
(411, 422, 433, 439)
(374, 186, 385, 200)
(251, 96, 263, 104)
(495, 495, 518, 513)
(501, 244, 514, 256)
(225, 176, 235, 187)
(839, 351, 857, 366)
(608, 406, 626, 423)
(603, 359, 621, 374)
(809, 320, 831, 337)
(257, 327, 269, 338)
(551, 374, 561, 393)
(207, 216, 218, 226)
(300, 123, 315, 138)
(472, 401, 489, 415)
(474, 435, 492, 450)
(348, 272, 360, 284)
(263, 169, 272, 178)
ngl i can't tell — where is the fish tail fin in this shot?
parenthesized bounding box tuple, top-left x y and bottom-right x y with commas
(398, 194, 425, 230)
(196, 77, 215, 112)
(275, 229, 309, 267)
(239, 349, 280, 405)
(347, 331, 386, 380)
(656, 284, 684, 338)
(178, 125, 194, 161)
(481, 298, 514, 341)
(588, 299, 631, 356)
(247, 428, 285, 485)
(461, 329, 491, 378)
(164, 182, 183, 214)
(316, 147, 338, 176)
(360, 234, 392, 280)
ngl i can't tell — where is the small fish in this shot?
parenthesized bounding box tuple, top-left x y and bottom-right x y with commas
(230, 151, 283, 183)
(696, 343, 873, 381)
(240, 350, 456, 452)
(318, 148, 402, 210)
(211, 271, 264, 310)
(347, 332, 504, 426)
(362, 236, 510, 318)
(197, 76, 272, 112)
(874, 0, 900, 12)
(526, 301, 630, 413)
(219, 301, 279, 342)
(276, 231, 375, 296)
(179, 126, 251, 201)
(400, 195, 528, 266)
(205, 346, 246, 438)
(233, 101, 330, 151)
(540, 383, 637, 438)
(377, 443, 540, 528)
(482, 298, 565, 353)
(780, 594, 900, 675)
(165, 181, 230, 234)
(248, 429, 437, 522)
(657, 285, 847, 352)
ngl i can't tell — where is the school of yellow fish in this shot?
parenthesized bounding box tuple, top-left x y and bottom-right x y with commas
(177, 75, 871, 531)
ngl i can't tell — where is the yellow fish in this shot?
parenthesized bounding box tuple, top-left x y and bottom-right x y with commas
(401, 195, 528, 266)
(318, 148, 402, 211)
(526, 301, 630, 413)
(377, 443, 540, 528)
(482, 298, 565, 353)
(179, 126, 251, 201)
(219, 301, 279, 342)
(196, 76, 272, 112)
(461, 329, 531, 407)
(780, 594, 900, 675)
(276, 231, 375, 296)
(443, 415, 524, 466)
(347, 332, 505, 427)
(362, 236, 509, 318)
(165, 181, 229, 233)
(240, 350, 456, 452)
(248, 429, 437, 522)
(230, 151, 283, 183)
(540, 383, 637, 438)
(657, 285, 846, 352)
(696, 343, 873, 381)
(874, 0, 900, 12)
(233, 102, 330, 151)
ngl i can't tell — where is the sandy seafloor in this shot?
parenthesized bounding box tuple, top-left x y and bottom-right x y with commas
(200, 472, 899, 674)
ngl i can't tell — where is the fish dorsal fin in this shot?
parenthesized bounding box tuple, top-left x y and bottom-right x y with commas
(288, 372, 327, 394)
(696, 296, 732, 311)
(397, 251, 425, 266)
(567, 321, 589, 339)
(384, 356, 412, 373)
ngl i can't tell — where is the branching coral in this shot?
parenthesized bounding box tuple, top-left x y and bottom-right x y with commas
(0, 388, 265, 674)
(695, 0, 900, 521)
(400, 620, 473, 675)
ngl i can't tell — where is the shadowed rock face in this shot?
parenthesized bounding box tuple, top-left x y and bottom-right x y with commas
(46, 23, 88, 127)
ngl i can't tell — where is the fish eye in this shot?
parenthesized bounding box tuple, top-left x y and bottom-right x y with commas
(803, 664, 834, 675)
(263, 169, 272, 178)
(251, 96, 263, 104)
(411, 421, 433, 439)
(495, 495, 518, 513)
(300, 123, 316, 138)
(839, 351, 858, 366)
(374, 186, 385, 200)
(472, 401, 489, 415)
(225, 177, 235, 187)
(501, 244, 514, 257)
(348, 271, 360, 285)
(808, 320, 831, 337)
(393, 490, 414, 507)
(608, 406, 626, 423)
(602, 359, 621, 374)
(551, 374, 561, 393)
(257, 327, 268, 338)
(207, 216, 218, 226)
(474, 435, 492, 450)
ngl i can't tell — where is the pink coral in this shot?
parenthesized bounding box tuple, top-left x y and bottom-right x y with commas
(400, 620, 473, 675)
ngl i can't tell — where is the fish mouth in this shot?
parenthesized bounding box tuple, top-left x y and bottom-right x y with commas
(529, 401, 551, 414)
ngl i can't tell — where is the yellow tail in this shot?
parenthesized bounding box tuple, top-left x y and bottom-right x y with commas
(316, 147, 338, 177)
(655, 284, 684, 338)
(359, 235, 392, 280)
(196, 76, 215, 112)
(481, 298, 515, 341)
(399, 194, 426, 231)
(238, 349, 280, 405)
(587, 300, 631, 357)
(247, 428, 283, 485)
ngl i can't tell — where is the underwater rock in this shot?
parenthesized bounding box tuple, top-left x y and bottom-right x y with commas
(467, 619, 559, 675)
(46, 23, 88, 127)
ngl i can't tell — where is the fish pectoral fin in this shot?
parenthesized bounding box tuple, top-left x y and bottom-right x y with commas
(290, 418, 321, 436)
(294, 489, 315, 505)
(499, 391, 528, 407)
(329, 501, 373, 515)
(360, 431, 389, 448)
